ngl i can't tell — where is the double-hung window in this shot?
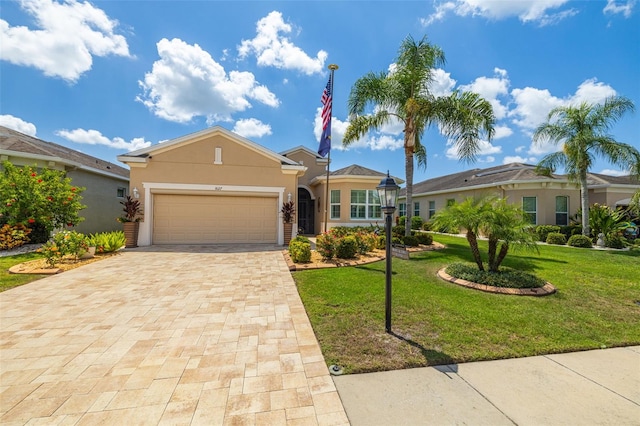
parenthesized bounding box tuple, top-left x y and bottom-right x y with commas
(414, 202, 420, 217)
(399, 203, 407, 217)
(428, 201, 436, 219)
(330, 190, 341, 219)
(556, 196, 568, 226)
(523, 196, 537, 224)
(350, 190, 382, 220)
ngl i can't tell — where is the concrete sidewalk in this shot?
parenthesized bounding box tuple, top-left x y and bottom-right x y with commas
(334, 345, 640, 425)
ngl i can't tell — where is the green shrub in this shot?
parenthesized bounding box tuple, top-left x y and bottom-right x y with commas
(398, 216, 407, 226)
(392, 225, 405, 237)
(411, 216, 424, 230)
(559, 225, 581, 238)
(0, 223, 31, 250)
(376, 235, 386, 249)
(422, 222, 432, 231)
(28, 222, 50, 243)
(289, 240, 311, 263)
(402, 235, 419, 247)
(88, 231, 125, 253)
(354, 231, 376, 254)
(316, 232, 336, 260)
(415, 232, 433, 245)
(605, 234, 626, 249)
(291, 235, 310, 244)
(336, 236, 358, 259)
(536, 225, 561, 242)
(53, 230, 89, 259)
(445, 262, 546, 289)
(568, 234, 593, 248)
(39, 240, 62, 267)
(545, 232, 566, 245)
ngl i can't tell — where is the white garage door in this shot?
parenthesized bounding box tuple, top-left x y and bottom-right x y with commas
(153, 194, 278, 244)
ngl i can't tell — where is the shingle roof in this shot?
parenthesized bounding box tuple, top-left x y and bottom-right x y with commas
(402, 162, 638, 196)
(0, 126, 129, 179)
(329, 164, 389, 177)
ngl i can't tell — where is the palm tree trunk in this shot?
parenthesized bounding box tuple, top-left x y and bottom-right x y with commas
(405, 147, 413, 237)
(492, 242, 509, 272)
(487, 236, 497, 271)
(580, 173, 590, 236)
(466, 230, 484, 271)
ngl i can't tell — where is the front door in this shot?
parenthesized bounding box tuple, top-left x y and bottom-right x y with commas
(297, 188, 315, 235)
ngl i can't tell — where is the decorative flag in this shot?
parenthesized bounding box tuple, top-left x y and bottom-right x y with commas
(318, 74, 332, 157)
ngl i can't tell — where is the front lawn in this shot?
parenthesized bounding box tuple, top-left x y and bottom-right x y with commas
(0, 252, 47, 292)
(294, 234, 640, 374)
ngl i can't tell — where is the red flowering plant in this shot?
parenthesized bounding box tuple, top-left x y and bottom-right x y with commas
(0, 161, 86, 242)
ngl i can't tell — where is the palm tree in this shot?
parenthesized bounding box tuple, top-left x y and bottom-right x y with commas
(343, 35, 495, 236)
(533, 96, 639, 236)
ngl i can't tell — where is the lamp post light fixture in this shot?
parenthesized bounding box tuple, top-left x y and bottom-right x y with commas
(376, 171, 400, 333)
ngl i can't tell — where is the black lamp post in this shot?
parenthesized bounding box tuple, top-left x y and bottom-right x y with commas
(376, 171, 400, 333)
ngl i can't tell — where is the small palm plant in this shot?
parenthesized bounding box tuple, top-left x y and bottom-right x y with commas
(117, 196, 142, 223)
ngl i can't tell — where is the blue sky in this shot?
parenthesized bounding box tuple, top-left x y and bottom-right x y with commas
(1, 0, 639, 184)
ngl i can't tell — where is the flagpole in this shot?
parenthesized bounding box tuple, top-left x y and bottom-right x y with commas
(324, 64, 338, 233)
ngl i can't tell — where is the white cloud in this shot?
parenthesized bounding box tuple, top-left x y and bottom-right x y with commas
(510, 86, 564, 134)
(515, 145, 526, 153)
(459, 68, 510, 119)
(238, 11, 327, 75)
(429, 68, 457, 97)
(598, 168, 630, 177)
(56, 128, 151, 151)
(569, 78, 617, 104)
(493, 125, 513, 140)
(0, 115, 37, 136)
(446, 139, 502, 160)
(0, 0, 130, 82)
(503, 155, 538, 164)
(603, 0, 636, 18)
(423, 0, 577, 26)
(137, 38, 279, 124)
(232, 118, 272, 138)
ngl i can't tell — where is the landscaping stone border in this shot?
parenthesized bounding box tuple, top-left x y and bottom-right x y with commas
(437, 268, 557, 296)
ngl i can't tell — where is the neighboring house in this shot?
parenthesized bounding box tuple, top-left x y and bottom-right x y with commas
(400, 163, 640, 226)
(281, 146, 403, 234)
(117, 127, 402, 246)
(0, 125, 130, 234)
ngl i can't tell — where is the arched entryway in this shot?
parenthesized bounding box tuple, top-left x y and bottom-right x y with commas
(298, 188, 315, 235)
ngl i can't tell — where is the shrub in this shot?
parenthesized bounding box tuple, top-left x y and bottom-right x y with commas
(402, 235, 419, 247)
(0, 223, 31, 250)
(605, 234, 626, 249)
(27, 222, 50, 243)
(422, 222, 432, 231)
(415, 232, 433, 245)
(559, 225, 581, 238)
(536, 225, 561, 242)
(88, 231, 126, 253)
(568, 234, 593, 248)
(445, 262, 546, 289)
(410, 216, 423, 230)
(291, 235, 310, 244)
(336, 236, 358, 259)
(545, 232, 566, 245)
(39, 240, 62, 267)
(289, 240, 311, 263)
(392, 225, 405, 237)
(53, 230, 89, 259)
(316, 232, 336, 260)
(354, 231, 376, 254)
(398, 216, 407, 226)
(376, 235, 386, 249)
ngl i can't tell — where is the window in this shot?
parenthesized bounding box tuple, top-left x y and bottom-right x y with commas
(446, 199, 456, 207)
(330, 190, 340, 219)
(523, 196, 537, 224)
(399, 203, 407, 217)
(117, 187, 126, 198)
(556, 196, 568, 226)
(350, 190, 382, 220)
(428, 201, 436, 219)
(414, 202, 420, 217)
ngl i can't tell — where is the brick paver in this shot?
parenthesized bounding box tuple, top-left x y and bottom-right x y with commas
(0, 245, 348, 425)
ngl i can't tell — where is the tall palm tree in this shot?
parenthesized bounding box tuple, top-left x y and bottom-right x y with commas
(533, 96, 639, 236)
(343, 35, 495, 236)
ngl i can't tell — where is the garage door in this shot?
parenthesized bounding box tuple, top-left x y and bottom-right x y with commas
(153, 194, 278, 244)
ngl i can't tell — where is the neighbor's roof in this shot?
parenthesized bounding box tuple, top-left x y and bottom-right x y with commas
(311, 164, 404, 184)
(0, 126, 129, 179)
(402, 162, 638, 197)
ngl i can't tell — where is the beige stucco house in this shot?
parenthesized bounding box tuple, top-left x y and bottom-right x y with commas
(400, 163, 639, 226)
(117, 127, 403, 246)
(0, 125, 130, 234)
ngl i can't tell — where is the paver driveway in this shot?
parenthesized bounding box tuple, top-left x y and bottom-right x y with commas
(0, 245, 348, 425)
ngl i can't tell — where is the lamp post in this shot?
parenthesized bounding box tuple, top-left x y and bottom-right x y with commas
(376, 171, 400, 333)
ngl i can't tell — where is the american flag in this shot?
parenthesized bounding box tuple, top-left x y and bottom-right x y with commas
(318, 75, 332, 157)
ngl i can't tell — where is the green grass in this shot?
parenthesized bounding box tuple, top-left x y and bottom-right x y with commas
(294, 234, 640, 374)
(0, 252, 47, 292)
